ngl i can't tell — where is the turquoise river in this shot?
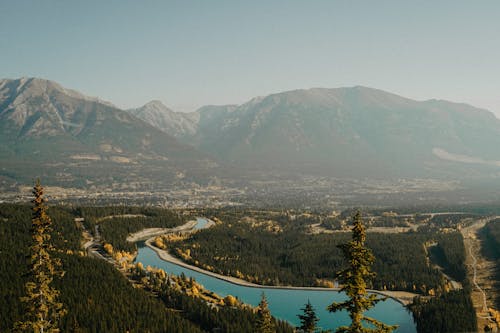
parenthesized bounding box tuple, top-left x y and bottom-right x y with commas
(135, 218, 417, 332)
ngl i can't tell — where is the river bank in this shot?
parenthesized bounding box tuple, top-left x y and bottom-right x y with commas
(135, 220, 417, 332)
(144, 234, 418, 305)
(126, 219, 199, 242)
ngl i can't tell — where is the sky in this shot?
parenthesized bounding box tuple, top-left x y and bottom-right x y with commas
(1, 1, 499, 115)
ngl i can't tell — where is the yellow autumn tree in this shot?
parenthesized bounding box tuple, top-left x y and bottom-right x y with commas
(103, 243, 114, 255)
(224, 295, 238, 306)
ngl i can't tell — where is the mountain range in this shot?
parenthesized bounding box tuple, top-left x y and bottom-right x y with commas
(130, 86, 500, 179)
(2, 77, 500, 191)
(0, 78, 215, 190)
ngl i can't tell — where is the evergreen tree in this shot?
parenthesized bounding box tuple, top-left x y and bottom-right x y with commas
(15, 180, 66, 332)
(255, 293, 275, 333)
(297, 300, 319, 333)
(328, 211, 397, 333)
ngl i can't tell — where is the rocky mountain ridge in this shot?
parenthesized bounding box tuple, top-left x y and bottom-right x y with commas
(0, 77, 215, 189)
(133, 86, 500, 178)
(2, 77, 500, 190)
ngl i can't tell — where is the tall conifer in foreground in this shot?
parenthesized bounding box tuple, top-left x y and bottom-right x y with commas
(297, 300, 320, 333)
(15, 180, 66, 332)
(255, 293, 275, 333)
(328, 211, 396, 333)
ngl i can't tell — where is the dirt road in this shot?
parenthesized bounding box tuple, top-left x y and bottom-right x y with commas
(461, 217, 498, 331)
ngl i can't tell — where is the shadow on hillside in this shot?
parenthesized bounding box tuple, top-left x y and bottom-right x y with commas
(479, 226, 500, 309)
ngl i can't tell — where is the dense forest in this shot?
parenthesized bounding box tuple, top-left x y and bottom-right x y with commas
(164, 207, 478, 333)
(168, 208, 466, 295)
(0, 203, 293, 333)
(482, 219, 500, 308)
(76, 206, 191, 252)
(409, 289, 477, 333)
(1, 202, 482, 333)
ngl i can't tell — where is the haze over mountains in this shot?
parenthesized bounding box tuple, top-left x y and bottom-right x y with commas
(2, 77, 500, 192)
(131, 86, 500, 179)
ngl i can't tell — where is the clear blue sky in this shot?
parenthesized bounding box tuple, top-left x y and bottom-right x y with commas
(1, 0, 499, 115)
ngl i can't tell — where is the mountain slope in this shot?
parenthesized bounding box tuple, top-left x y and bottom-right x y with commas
(3, 79, 500, 187)
(0, 78, 215, 188)
(128, 100, 199, 140)
(183, 87, 500, 178)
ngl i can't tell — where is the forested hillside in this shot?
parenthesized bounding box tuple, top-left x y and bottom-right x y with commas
(0, 204, 293, 333)
(167, 208, 465, 294)
(0, 202, 482, 333)
(162, 208, 478, 333)
(409, 289, 477, 333)
(76, 205, 190, 252)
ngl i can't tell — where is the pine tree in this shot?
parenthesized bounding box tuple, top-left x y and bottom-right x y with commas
(328, 211, 397, 333)
(297, 300, 319, 333)
(15, 180, 66, 333)
(255, 293, 275, 333)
